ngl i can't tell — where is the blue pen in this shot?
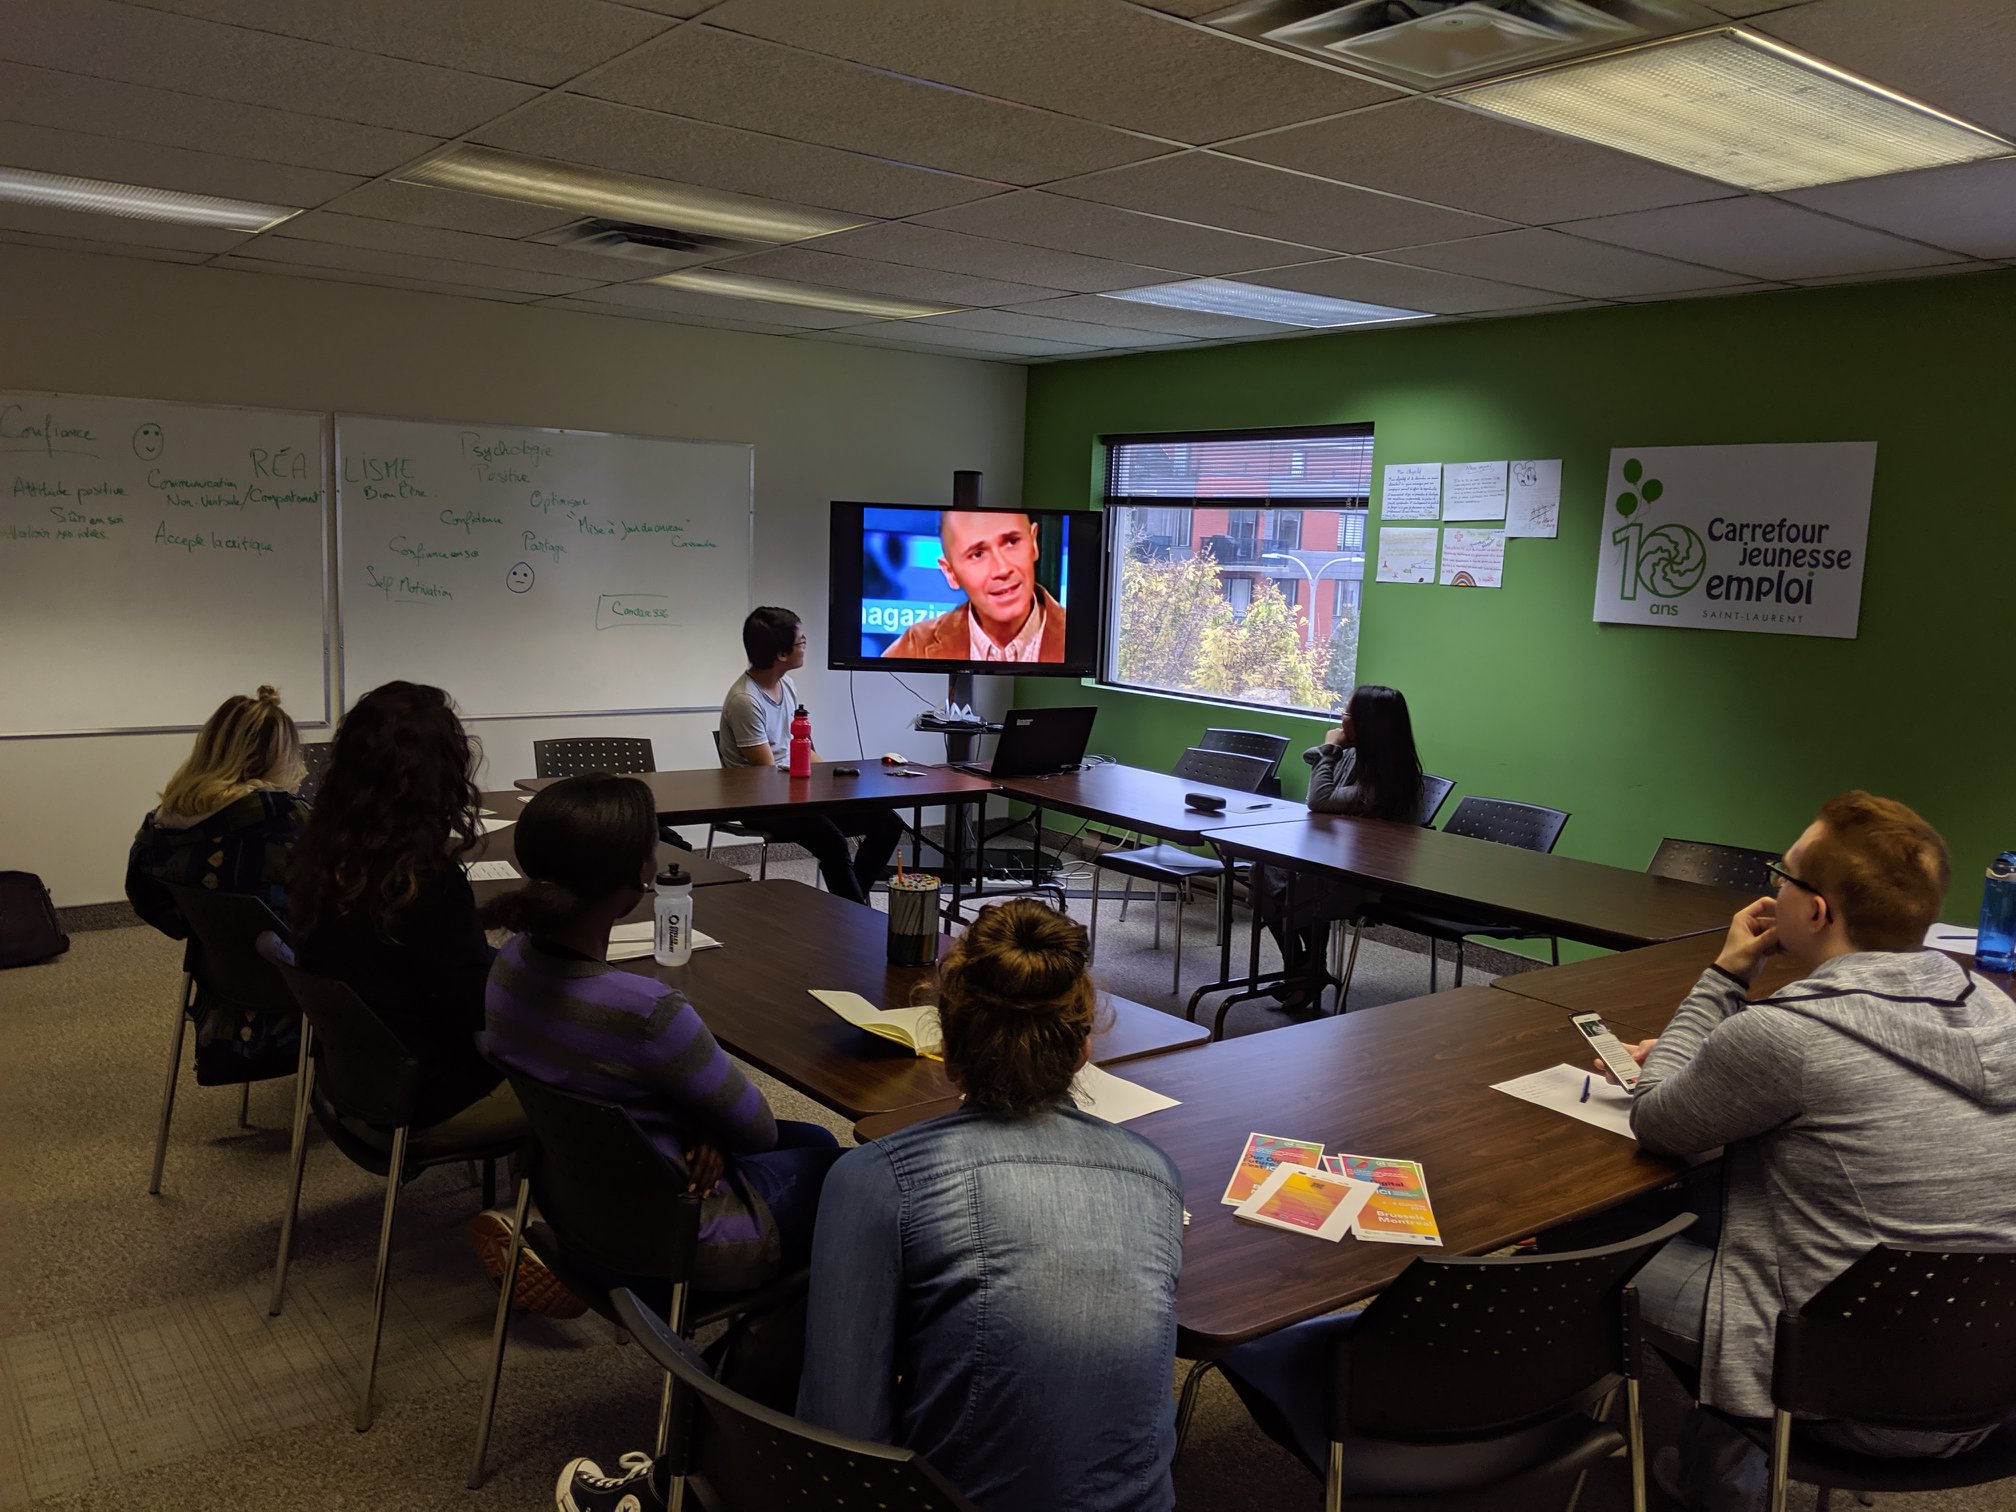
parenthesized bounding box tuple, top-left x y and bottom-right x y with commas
(1580, 1075, 1592, 1103)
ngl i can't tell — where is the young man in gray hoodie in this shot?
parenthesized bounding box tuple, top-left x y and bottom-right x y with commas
(1616, 790, 2016, 1509)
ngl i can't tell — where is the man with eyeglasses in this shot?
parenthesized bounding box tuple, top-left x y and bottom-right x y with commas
(1606, 791, 2016, 1510)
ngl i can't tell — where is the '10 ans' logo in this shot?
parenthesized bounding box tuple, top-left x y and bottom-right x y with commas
(1611, 458, 1705, 600)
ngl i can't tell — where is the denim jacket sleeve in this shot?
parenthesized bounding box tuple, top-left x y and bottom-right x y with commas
(798, 1144, 904, 1442)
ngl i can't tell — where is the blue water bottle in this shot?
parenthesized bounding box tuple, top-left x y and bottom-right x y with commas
(1979, 852, 2016, 973)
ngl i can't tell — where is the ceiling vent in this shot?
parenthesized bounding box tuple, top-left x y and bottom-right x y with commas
(1202, 0, 1722, 89)
(531, 218, 766, 269)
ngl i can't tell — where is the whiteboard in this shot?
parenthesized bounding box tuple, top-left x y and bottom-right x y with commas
(0, 391, 329, 736)
(336, 415, 752, 719)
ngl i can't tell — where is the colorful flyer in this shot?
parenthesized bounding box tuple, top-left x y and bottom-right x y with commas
(1329, 1154, 1443, 1246)
(1234, 1164, 1379, 1242)
(1220, 1132, 1325, 1206)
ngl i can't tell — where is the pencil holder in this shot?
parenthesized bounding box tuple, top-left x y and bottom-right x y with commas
(886, 874, 942, 965)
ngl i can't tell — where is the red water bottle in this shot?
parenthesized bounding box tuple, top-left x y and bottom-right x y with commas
(788, 705, 812, 778)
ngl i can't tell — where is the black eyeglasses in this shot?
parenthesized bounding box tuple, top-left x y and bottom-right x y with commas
(1765, 860, 1822, 898)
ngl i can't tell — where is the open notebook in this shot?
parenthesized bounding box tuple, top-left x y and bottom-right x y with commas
(812, 990, 943, 1059)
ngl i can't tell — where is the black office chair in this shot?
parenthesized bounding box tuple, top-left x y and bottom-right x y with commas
(611, 1287, 983, 1512)
(468, 1074, 810, 1489)
(1200, 727, 1292, 797)
(298, 740, 335, 805)
(1697, 1246, 2016, 1512)
(532, 736, 657, 777)
(1090, 746, 1274, 996)
(257, 934, 521, 1431)
(1647, 837, 1778, 895)
(704, 730, 779, 880)
(1345, 796, 1571, 997)
(1218, 1215, 1692, 1511)
(147, 884, 301, 1195)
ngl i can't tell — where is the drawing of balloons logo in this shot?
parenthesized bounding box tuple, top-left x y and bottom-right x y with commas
(1637, 523, 1706, 597)
(1614, 457, 1662, 518)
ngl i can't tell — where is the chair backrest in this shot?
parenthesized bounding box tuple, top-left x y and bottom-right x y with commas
(162, 882, 295, 1017)
(1646, 837, 1779, 894)
(298, 741, 335, 805)
(532, 736, 657, 778)
(612, 1289, 982, 1512)
(1417, 773, 1455, 827)
(261, 939, 421, 1127)
(1335, 1215, 1693, 1441)
(1171, 746, 1273, 794)
(1773, 1247, 2016, 1431)
(503, 1071, 706, 1281)
(1443, 795, 1569, 854)
(1199, 728, 1290, 796)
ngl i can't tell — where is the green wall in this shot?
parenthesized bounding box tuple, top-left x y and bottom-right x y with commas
(1020, 271, 2016, 925)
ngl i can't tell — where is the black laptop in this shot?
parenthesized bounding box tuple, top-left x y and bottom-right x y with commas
(956, 706, 1097, 779)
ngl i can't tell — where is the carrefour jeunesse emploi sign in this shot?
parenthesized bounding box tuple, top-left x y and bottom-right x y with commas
(1593, 442, 1875, 640)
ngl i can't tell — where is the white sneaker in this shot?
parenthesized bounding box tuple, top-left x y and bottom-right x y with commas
(555, 1450, 659, 1512)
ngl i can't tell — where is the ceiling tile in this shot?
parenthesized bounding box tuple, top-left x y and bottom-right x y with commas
(1703, 2, 1811, 14)
(912, 307, 1195, 346)
(272, 210, 673, 281)
(1558, 197, 1968, 280)
(828, 321, 1100, 357)
(0, 201, 251, 252)
(1051, 152, 1508, 254)
(707, 247, 1063, 307)
(699, 0, 1397, 143)
(1753, 0, 2016, 139)
(0, 62, 438, 177)
(1225, 99, 1733, 225)
(236, 233, 607, 295)
(1783, 158, 2016, 260)
(120, 0, 676, 85)
(1787, 261, 1998, 288)
(1001, 294, 1288, 338)
(541, 297, 809, 335)
(1382, 228, 1754, 298)
(317, 180, 581, 238)
(1131, 0, 1236, 15)
(813, 331, 1028, 362)
(0, 120, 363, 207)
(802, 221, 1176, 293)
(608, 0, 713, 14)
(214, 254, 542, 302)
(583, 25, 1168, 186)
(576, 280, 869, 328)
(475, 93, 1002, 219)
(0, 0, 541, 136)
(0, 227, 212, 263)
(913, 190, 1325, 275)
(1238, 257, 1578, 314)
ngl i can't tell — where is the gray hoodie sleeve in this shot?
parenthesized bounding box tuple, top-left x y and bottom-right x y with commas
(1630, 966, 1806, 1155)
(1306, 745, 1363, 814)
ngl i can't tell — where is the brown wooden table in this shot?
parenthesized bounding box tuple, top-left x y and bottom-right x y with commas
(994, 765, 1302, 847)
(609, 879, 1209, 1120)
(855, 985, 1682, 1356)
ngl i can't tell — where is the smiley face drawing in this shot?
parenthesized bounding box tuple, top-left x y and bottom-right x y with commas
(506, 561, 535, 593)
(132, 423, 164, 460)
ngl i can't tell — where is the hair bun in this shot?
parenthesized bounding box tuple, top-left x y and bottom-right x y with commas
(255, 684, 281, 704)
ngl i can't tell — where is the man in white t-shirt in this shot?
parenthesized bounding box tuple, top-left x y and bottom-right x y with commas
(718, 606, 900, 904)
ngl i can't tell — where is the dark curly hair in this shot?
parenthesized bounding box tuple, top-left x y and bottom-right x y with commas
(289, 681, 481, 940)
(937, 899, 1106, 1117)
(478, 773, 657, 937)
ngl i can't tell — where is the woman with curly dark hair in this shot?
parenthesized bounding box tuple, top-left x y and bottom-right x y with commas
(290, 681, 516, 1138)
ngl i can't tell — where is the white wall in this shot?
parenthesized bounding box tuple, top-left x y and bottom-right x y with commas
(0, 245, 1027, 905)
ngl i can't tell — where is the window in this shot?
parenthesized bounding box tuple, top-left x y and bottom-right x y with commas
(1105, 425, 1372, 714)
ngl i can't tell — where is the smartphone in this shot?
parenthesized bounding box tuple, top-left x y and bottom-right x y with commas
(1571, 1012, 1642, 1090)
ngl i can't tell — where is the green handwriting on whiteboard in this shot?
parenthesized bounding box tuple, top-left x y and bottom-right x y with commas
(364, 563, 452, 602)
(596, 594, 676, 630)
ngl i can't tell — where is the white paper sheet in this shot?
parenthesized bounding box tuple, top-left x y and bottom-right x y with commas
(1069, 1062, 1181, 1124)
(1443, 460, 1508, 520)
(1927, 924, 1979, 950)
(1506, 459, 1562, 538)
(474, 815, 516, 837)
(1381, 462, 1442, 520)
(607, 921, 721, 961)
(516, 793, 533, 804)
(1439, 527, 1505, 588)
(466, 860, 520, 882)
(1492, 1063, 1635, 1140)
(1375, 526, 1439, 584)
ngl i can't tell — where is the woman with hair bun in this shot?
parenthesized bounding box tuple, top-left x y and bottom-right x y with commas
(481, 772, 839, 1292)
(796, 898, 1184, 1512)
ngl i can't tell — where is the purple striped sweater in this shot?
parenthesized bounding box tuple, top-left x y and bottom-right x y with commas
(483, 935, 782, 1285)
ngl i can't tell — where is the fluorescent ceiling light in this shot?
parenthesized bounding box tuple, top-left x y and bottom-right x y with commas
(1099, 278, 1427, 328)
(648, 268, 963, 320)
(399, 144, 865, 245)
(1457, 28, 2015, 192)
(0, 165, 298, 231)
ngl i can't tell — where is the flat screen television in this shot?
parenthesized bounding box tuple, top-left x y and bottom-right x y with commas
(827, 501, 1102, 676)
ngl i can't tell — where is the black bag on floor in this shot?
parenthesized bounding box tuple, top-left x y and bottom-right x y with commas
(0, 871, 69, 968)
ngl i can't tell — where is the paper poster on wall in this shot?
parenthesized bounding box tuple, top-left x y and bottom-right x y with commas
(1506, 460, 1562, 538)
(1440, 528, 1505, 588)
(1442, 460, 1507, 520)
(1375, 526, 1438, 583)
(1593, 442, 1874, 639)
(1380, 462, 1442, 520)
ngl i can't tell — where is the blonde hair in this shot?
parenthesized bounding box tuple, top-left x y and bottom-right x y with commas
(156, 686, 304, 824)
